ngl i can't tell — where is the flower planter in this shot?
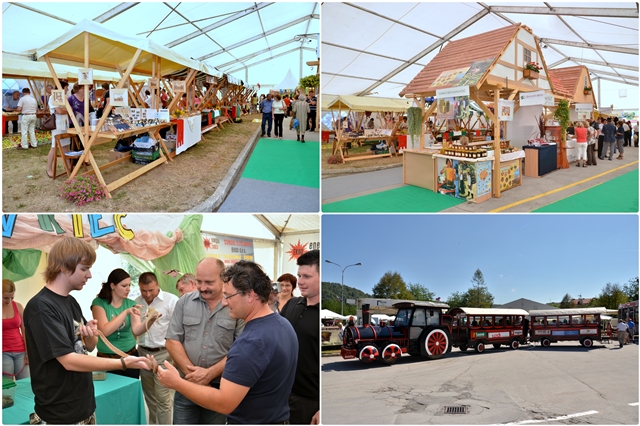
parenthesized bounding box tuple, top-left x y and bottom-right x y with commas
(523, 69, 539, 79)
(583, 90, 592, 95)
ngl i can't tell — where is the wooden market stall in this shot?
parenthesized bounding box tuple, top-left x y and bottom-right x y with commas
(326, 95, 412, 162)
(34, 19, 217, 198)
(400, 23, 558, 201)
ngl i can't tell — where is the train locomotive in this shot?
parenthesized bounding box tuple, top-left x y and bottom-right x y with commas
(341, 302, 529, 365)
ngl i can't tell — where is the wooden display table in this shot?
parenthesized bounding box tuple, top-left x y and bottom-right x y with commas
(403, 148, 439, 190)
(332, 135, 397, 162)
(2, 111, 49, 135)
(522, 144, 557, 177)
(433, 154, 494, 203)
(66, 122, 171, 195)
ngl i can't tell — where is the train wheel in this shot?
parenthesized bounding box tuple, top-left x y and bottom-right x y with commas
(541, 338, 551, 348)
(475, 342, 485, 353)
(358, 345, 379, 364)
(421, 328, 450, 360)
(510, 339, 520, 350)
(380, 343, 402, 365)
(459, 344, 468, 352)
(581, 338, 593, 348)
(492, 343, 501, 349)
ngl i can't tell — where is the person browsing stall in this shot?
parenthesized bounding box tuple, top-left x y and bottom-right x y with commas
(3, 279, 30, 380)
(16, 88, 38, 150)
(23, 237, 150, 425)
(280, 250, 320, 424)
(260, 93, 274, 137)
(46, 81, 71, 179)
(165, 257, 244, 424)
(67, 84, 94, 127)
(135, 272, 179, 425)
(91, 268, 159, 379)
(3, 91, 20, 134)
(157, 260, 298, 424)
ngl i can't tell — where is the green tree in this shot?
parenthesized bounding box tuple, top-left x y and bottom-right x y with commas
(372, 271, 413, 300)
(446, 291, 468, 308)
(559, 293, 573, 308)
(623, 277, 639, 301)
(596, 283, 628, 309)
(408, 283, 435, 301)
(468, 268, 494, 308)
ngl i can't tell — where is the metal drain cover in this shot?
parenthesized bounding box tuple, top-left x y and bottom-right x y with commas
(443, 405, 470, 414)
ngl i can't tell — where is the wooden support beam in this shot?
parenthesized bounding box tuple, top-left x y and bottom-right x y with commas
(492, 86, 501, 199)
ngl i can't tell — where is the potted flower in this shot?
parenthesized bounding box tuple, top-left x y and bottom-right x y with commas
(583, 86, 593, 95)
(524, 62, 541, 79)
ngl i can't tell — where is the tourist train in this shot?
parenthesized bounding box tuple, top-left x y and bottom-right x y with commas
(340, 302, 609, 365)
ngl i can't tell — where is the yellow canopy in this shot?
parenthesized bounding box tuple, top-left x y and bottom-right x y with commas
(326, 95, 412, 112)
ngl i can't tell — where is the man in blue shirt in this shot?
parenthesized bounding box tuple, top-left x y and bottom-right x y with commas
(627, 318, 635, 344)
(600, 117, 617, 161)
(259, 94, 274, 138)
(3, 90, 20, 133)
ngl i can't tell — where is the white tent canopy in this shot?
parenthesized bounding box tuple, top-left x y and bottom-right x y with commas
(322, 2, 638, 110)
(275, 69, 299, 91)
(321, 309, 346, 320)
(2, 2, 319, 87)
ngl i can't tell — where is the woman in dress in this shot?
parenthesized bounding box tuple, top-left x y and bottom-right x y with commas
(276, 273, 298, 313)
(3, 279, 29, 379)
(91, 269, 158, 379)
(293, 94, 310, 142)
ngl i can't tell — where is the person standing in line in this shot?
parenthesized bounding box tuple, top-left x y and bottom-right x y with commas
(574, 121, 588, 168)
(600, 117, 617, 161)
(280, 250, 320, 424)
(616, 120, 625, 160)
(626, 318, 635, 344)
(260, 93, 274, 137)
(293, 94, 310, 143)
(157, 260, 298, 424)
(165, 257, 244, 424)
(617, 319, 628, 348)
(135, 272, 179, 425)
(176, 273, 197, 298)
(622, 120, 631, 147)
(3, 279, 30, 380)
(16, 88, 38, 150)
(283, 94, 292, 117)
(586, 120, 597, 166)
(23, 237, 150, 425)
(597, 117, 605, 159)
(272, 93, 286, 140)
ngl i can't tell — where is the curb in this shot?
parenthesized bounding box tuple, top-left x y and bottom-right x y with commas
(322, 162, 402, 178)
(189, 127, 263, 212)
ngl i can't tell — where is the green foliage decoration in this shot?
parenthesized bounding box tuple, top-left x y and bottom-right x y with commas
(554, 99, 571, 135)
(299, 74, 319, 91)
(407, 107, 423, 146)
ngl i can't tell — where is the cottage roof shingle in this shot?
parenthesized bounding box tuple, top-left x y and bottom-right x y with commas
(547, 66, 588, 98)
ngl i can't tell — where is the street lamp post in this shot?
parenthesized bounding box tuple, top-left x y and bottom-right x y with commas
(325, 260, 362, 316)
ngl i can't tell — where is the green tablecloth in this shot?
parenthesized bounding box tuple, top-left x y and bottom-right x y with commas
(2, 373, 146, 425)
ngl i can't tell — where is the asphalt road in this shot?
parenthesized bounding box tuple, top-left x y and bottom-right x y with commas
(322, 341, 638, 424)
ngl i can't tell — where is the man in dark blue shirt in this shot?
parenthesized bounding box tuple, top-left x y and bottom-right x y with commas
(260, 93, 274, 137)
(157, 260, 298, 424)
(601, 117, 617, 160)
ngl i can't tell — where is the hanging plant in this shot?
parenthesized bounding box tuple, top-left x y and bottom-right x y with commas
(554, 99, 571, 134)
(406, 107, 423, 147)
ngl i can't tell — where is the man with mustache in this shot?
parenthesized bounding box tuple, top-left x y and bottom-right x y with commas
(165, 258, 244, 424)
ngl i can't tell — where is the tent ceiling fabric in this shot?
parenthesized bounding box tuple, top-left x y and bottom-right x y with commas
(2, 2, 319, 85)
(254, 214, 320, 238)
(322, 2, 638, 105)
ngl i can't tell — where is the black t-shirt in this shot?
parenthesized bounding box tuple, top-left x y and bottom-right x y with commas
(24, 287, 95, 424)
(280, 297, 319, 400)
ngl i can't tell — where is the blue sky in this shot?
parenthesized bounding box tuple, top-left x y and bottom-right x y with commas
(321, 215, 639, 305)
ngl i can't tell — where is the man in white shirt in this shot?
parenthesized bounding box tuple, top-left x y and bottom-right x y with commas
(16, 88, 38, 150)
(135, 272, 179, 425)
(617, 320, 629, 348)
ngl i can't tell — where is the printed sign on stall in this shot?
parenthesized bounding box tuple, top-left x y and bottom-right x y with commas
(430, 67, 469, 88)
(171, 80, 186, 93)
(51, 90, 66, 106)
(519, 90, 545, 106)
(77, 68, 93, 85)
(498, 99, 514, 121)
(202, 231, 254, 265)
(436, 86, 470, 121)
(110, 89, 128, 107)
(575, 103, 593, 120)
(457, 57, 495, 87)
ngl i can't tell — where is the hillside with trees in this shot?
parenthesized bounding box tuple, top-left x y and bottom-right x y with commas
(321, 282, 371, 316)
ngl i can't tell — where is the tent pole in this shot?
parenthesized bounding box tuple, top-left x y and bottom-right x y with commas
(84, 32, 90, 148)
(493, 85, 502, 198)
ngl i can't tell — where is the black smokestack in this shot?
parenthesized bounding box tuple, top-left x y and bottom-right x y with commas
(362, 304, 370, 328)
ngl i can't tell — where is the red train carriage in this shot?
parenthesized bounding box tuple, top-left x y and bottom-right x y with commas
(341, 302, 528, 365)
(528, 307, 606, 348)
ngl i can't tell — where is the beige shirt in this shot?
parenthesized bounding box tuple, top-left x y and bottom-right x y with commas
(17, 95, 38, 114)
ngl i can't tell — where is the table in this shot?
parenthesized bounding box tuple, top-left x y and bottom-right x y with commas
(332, 135, 397, 162)
(522, 144, 557, 177)
(2, 112, 49, 136)
(2, 374, 146, 425)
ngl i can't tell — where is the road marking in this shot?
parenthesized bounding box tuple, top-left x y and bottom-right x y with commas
(629, 402, 639, 406)
(490, 161, 638, 212)
(505, 410, 599, 424)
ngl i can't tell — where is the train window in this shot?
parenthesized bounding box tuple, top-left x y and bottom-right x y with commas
(515, 316, 523, 326)
(482, 316, 493, 326)
(572, 315, 584, 325)
(495, 316, 504, 326)
(413, 309, 426, 326)
(470, 316, 480, 326)
(585, 314, 597, 324)
(460, 315, 468, 326)
(395, 309, 411, 327)
(546, 317, 556, 326)
(533, 317, 544, 326)
(558, 316, 569, 325)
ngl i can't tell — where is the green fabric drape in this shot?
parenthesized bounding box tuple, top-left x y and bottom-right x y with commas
(3, 249, 42, 282)
(122, 214, 205, 297)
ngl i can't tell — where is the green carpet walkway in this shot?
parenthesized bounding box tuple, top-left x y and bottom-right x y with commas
(241, 138, 319, 188)
(322, 185, 465, 212)
(534, 169, 638, 213)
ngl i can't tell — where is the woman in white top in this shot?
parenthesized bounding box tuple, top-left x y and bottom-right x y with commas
(272, 93, 286, 140)
(46, 81, 70, 178)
